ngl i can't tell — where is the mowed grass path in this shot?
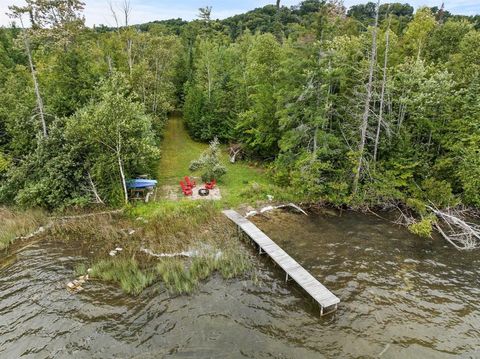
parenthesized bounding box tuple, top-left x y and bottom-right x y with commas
(157, 115, 269, 205)
(157, 114, 207, 186)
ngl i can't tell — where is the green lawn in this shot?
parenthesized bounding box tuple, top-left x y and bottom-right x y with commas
(155, 115, 271, 207)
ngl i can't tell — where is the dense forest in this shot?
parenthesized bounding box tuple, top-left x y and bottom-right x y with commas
(0, 0, 479, 219)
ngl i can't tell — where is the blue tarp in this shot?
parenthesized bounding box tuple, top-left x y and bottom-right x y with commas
(127, 179, 157, 189)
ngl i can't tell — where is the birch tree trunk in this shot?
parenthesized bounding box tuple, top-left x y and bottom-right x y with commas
(373, 16, 391, 164)
(21, 21, 47, 138)
(352, 0, 380, 195)
(116, 131, 129, 204)
(87, 171, 104, 204)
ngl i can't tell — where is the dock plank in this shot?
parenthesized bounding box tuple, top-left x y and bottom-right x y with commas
(222, 210, 340, 314)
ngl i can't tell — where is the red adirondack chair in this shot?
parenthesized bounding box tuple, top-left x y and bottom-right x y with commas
(205, 179, 216, 190)
(184, 176, 196, 189)
(180, 181, 193, 196)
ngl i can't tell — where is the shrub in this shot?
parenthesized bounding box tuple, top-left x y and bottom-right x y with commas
(189, 137, 227, 182)
(408, 216, 436, 238)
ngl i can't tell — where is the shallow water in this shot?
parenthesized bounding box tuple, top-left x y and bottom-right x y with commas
(0, 211, 479, 358)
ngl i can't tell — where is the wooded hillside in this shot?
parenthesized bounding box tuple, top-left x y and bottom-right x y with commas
(0, 0, 479, 215)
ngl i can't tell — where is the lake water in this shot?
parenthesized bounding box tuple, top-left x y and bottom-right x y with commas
(1, 210, 479, 358)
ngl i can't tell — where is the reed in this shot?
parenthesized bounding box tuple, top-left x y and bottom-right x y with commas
(90, 258, 157, 295)
(0, 208, 46, 250)
(156, 259, 198, 294)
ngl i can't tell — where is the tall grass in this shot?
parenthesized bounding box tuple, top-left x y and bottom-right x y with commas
(156, 259, 198, 294)
(90, 258, 157, 295)
(0, 208, 46, 250)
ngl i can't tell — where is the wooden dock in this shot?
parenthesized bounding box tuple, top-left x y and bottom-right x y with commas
(222, 209, 340, 315)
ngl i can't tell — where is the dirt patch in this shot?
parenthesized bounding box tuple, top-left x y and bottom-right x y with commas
(190, 187, 222, 201)
(160, 185, 222, 201)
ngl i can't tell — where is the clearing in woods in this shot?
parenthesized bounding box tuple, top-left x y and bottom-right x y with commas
(156, 114, 269, 204)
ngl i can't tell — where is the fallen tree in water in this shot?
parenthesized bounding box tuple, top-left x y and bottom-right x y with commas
(427, 206, 480, 250)
(394, 204, 480, 251)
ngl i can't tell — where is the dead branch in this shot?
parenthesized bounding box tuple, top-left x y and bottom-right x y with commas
(427, 206, 480, 250)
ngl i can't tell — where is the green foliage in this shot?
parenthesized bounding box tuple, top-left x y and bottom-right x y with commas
(156, 259, 197, 294)
(1, 1, 480, 213)
(408, 216, 436, 238)
(189, 137, 226, 182)
(66, 72, 160, 204)
(90, 258, 157, 295)
(0, 152, 8, 173)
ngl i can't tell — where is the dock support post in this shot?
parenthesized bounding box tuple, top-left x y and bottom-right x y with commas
(285, 273, 289, 282)
(320, 305, 324, 316)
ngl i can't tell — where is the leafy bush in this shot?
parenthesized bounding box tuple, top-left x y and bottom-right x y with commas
(408, 216, 436, 238)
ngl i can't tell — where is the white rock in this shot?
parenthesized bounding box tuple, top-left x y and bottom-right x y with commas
(109, 250, 117, 256)
(267, 195, 274, 201)
(128, 229, 135, 235)
(87, 268, 92, 274)
(245, 210, 258, 218)
(67, 282, 76, 289)
(115, 247, 123, 251)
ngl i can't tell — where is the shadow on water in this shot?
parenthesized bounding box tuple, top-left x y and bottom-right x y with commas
(0, 210, 479, 358)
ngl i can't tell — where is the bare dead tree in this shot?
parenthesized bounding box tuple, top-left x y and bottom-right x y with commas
(122, 0, 131, 26)
(229, 144, 243, 163)
(373, 13, 391, 163)
(352, 0, 380, 195)
(87, 172, 104, 204)
(8, 10, 47, 138)
(108, 1, 119, 31)
(122, 0, 134, 76)
(428, 206, 480, 250)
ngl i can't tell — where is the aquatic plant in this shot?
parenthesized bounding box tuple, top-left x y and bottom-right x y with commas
(90, 258, 157, 295)
(156, 259, 198, 294)
(74, 262, 88, 277)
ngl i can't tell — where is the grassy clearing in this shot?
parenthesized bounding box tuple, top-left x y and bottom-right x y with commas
(156, 115, 283, 207)
(0, 208, 46, 250)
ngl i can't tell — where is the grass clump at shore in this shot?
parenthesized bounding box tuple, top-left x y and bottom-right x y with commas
(215, 249, 252, 279)
(156, 249, 252, 295)
(90, 258, 157, 295)
(0, 208, 46, 250)
(156, 259, 198, 294)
